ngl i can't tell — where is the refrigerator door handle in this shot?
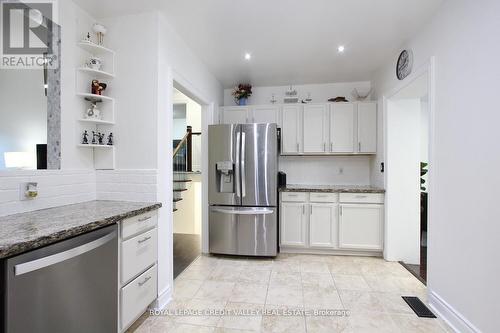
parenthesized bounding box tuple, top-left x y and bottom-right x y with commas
(14, 231, 116, 276)
(211, 207, 274, 215)
(241, 132, 246, 197)
(235, 130, 241, 198)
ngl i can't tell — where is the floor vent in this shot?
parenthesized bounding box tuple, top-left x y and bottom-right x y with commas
(402, 296, 436, 318)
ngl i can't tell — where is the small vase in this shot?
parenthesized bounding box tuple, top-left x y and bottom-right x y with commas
(238, 98, 247, 106)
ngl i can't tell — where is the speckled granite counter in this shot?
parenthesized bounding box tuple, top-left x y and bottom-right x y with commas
(279, 184, 385, 193)
(0, 200, 162, 259)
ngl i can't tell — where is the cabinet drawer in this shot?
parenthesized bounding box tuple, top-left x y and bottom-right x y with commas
(121, 228, 157, 284)
(121, 211, 157, 240)
(310, 193, 338, 203)
(281, 192, 308, 202)
(121, 264, 157, 330)
(339, 193, 384, 204)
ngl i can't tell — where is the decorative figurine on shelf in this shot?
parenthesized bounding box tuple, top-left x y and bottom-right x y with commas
(85, 102, 101, 119)
(82, 130, 89, 144)
(98, 132, 105, 145)
(91, 131, 97, 144)
(107, 133, 114, 146)
(87, 56, 102, 70)
(91, 79, 107, 95)
(93, 23, 107, 46)
(82, 32, 92, 43)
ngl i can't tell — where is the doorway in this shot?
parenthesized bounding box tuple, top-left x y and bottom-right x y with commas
(385, 67, 432, 283)
(172, 87, 202, 278)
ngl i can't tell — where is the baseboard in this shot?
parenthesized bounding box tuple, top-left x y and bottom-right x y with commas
(279, 247, 382, 257)
(150, 286, 172, 311)
(428, 289, 480, 333)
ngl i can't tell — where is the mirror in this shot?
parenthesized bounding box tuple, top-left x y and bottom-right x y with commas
(0, 13, 61, 170)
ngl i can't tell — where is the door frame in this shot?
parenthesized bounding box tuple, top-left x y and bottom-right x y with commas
(382, 57, 436, 264)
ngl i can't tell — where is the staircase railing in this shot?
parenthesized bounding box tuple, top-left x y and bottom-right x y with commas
(173, 126, 201, 172)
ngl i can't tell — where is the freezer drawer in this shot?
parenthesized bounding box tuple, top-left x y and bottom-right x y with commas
(209, 206, 277, 256)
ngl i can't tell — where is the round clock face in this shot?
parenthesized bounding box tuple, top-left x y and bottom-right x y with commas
(396, 49, 413, 80)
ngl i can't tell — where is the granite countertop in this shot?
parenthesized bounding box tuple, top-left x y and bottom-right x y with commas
(0, 200, 162, 259)
(280, 184, 385, 193)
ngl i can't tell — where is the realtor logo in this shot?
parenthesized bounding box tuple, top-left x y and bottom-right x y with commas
(1, 0, 58, 68)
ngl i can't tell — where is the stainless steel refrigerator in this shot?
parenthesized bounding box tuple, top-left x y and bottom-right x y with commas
(209, 123, 278, 256)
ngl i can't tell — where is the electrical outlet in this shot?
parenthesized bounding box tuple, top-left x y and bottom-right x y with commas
(19, 182, 38, 200)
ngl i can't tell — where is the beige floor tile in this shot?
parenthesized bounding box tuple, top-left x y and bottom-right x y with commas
(269, 270, 302, 287)
(195, 280, 236, 301)
(238, 267, 271, 284)
(301, 272, 335, 288)
(174, 278, 204, 299)
(261, 313, 306, 333)
(230, 282, 268, 304)
(303, 286, 344, 309)
(209, 265, 243, 282)
(333, 274, 371, 291)
(339, 290, 384, 313)
(348, 310, 398, 333)
(363, 275, 401, 293)
(373, 292, 415, 314)
(148, 316, 177, 333)
(305, 315, 351, 333)
(271, 260, 301, 273)
(359, 261, 412, 278)
(174, 298, 225, 326)
(245, 259, 275, 270)
(328, 262, 362, 275)
(214, 328, 258, 333)
(180, 265, 215, 280)
(390, 314, 446, 333)
(172, 323, 216, 333)
(218, 302, 263, 331)
(300, 261, 330, 274)
(265, 284, 303, 307)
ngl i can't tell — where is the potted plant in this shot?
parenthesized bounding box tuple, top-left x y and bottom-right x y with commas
(232, 84, 252, 105)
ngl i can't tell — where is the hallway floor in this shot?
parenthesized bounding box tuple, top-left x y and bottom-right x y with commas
(173, 233, 201, 278)
(129, 254, 452, 333)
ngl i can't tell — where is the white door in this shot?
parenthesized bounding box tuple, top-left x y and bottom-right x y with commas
(221, 107, 249, 124)
(330, 103, 354, 153)
(280, 202, 307, 247)
(357, 102, 377, 153)
(281, 105, 302, 154)
(309, 203, 337, 248)
(339, 204, 383, 250)
(251, 105, 280, 125)
(303, 104, 328, 153)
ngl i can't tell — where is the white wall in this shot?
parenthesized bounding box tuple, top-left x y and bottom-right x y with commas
(371, 0, 500, 331)
(224, 81, 371, 106)
(385, 99, 421, 264)
(280, 156, 371, 185)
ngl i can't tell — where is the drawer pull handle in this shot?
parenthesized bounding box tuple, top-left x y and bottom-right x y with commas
(138, 216, 151, 222)
(138, 236, 152, 244)
(138, 276, 151, 286)
(355, 195, 367, 198)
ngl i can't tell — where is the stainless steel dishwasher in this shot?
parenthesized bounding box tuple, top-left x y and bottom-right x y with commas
(3, 224, 118, 333)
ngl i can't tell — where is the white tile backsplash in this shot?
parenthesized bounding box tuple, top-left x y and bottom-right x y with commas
(96, 169, 158, 202)
(0, 170, 96, 217)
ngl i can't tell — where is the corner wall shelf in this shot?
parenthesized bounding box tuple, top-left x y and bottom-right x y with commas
(77, 67, 115, 79)
(76, 92, 114, 103)
(77, 41, 115, 55)
(78, 144, 115, 149)
(78, 118, 115, 125)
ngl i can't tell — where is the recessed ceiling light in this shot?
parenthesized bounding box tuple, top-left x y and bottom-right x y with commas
(337, 45, 345, 53)
(244, 53, 251, 60)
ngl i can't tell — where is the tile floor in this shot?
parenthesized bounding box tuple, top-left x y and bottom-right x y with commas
(128, 254, 452, 333)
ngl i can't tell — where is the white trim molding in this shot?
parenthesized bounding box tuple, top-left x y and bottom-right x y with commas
(429, 290, 481, 333)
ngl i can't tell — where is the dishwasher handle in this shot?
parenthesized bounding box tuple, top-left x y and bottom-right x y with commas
(14, 231, 116, 276)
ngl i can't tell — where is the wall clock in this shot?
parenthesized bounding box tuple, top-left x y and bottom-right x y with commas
(396, 49, 413, 80)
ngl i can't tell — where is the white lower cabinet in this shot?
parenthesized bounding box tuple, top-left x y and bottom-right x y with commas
(121, 264, 158, 329)
(309, 203, 337, 248)
(280, 192, 383, 253)
(339, 204, 383, 250)
(280, 202, 307, 247)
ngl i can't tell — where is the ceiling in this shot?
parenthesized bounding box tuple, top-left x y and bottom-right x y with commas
(73, 0, 443, 88)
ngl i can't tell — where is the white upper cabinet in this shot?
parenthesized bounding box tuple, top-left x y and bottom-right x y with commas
(251, 105, 280, 125)
(330, 103, 355, 153)
(221, 106, 249, 124)
(357, 102, 377, 153)
(281, 105, 303, 154)
(303, 104, 328, 153)
(309, 203, 337, 248)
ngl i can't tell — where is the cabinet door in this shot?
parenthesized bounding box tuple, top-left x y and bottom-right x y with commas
(309, 203, 337, 248)
(280, 202, 307, 247)
(357, 103, 377, 153)
(330, 103, 354, 153)
(221, 107, 249, 124)
(251, 105, 280, 125)
(303, 104, 328, 153)
(281, 105, 302, 154)
(339, 204, 383, 250)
